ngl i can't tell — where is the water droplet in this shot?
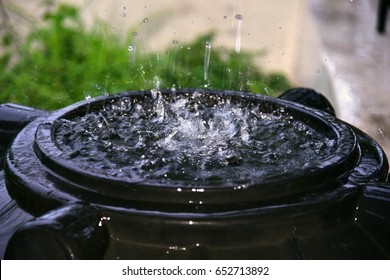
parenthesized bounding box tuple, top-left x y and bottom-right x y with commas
(121, 12, 126, 17)
(151, 89, 159, 99)
(378, 128, 386, 139)
(143, 18, 149, 23)
(316, 69, 321, 73)
(153, 76, 161, 90)
(132, 32, 138, 37)
(204, 41, 212, 81)
(128, 45, 136, 63)
(172, 40, 179, 45)
(235, 14, 244, 20)
(235, 15, 243, 53)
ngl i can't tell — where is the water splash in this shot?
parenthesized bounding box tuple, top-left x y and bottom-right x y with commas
(84, 94, 92, 114)
(204, 41, 212, 82)
(153, 76, 161, 90)
(54, 92, 336, 184)
(235, 14, 244, 54)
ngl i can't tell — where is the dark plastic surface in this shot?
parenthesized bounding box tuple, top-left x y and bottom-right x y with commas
(4, 203, 109, 260)
(5, 89, 361, 214)
(0, 103, 46, 147)
(278, 87, 336, 116)
(0, 88, 389, 259)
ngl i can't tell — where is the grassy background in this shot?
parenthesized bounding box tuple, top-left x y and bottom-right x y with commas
(0, 3, 291, 110)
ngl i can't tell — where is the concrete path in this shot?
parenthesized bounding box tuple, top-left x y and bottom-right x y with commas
(309, 0, 390, 157)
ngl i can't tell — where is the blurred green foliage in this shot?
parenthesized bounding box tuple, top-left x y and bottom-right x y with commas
(0, 4, 291, 110)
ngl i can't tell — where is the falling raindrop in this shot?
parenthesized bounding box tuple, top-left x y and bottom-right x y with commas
(204, 41, 212, 81)
(235, 14, 243, 20)
(154, 76, 161, 90)
(235, 14, 244, 53)
(170, 41, 179, 76)
(128, 45, 136, 63)
(84, 94, 92, 114)
(378, 128, 386, 139)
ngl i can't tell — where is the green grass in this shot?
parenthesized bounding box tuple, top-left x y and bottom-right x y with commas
(0, 4, 291, 110)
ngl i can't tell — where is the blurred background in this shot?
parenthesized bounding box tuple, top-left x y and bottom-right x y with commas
(1, 0, 390, 156)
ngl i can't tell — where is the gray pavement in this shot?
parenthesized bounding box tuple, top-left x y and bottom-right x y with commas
(309, 0, 390, 157)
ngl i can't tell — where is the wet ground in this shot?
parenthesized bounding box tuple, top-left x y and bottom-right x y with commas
(309, 0, 390, 158)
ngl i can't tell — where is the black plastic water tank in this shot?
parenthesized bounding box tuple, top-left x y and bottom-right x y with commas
(0, 88, 389, 259)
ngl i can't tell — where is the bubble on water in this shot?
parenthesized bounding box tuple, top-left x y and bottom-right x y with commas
(128, 45, 135, 52)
